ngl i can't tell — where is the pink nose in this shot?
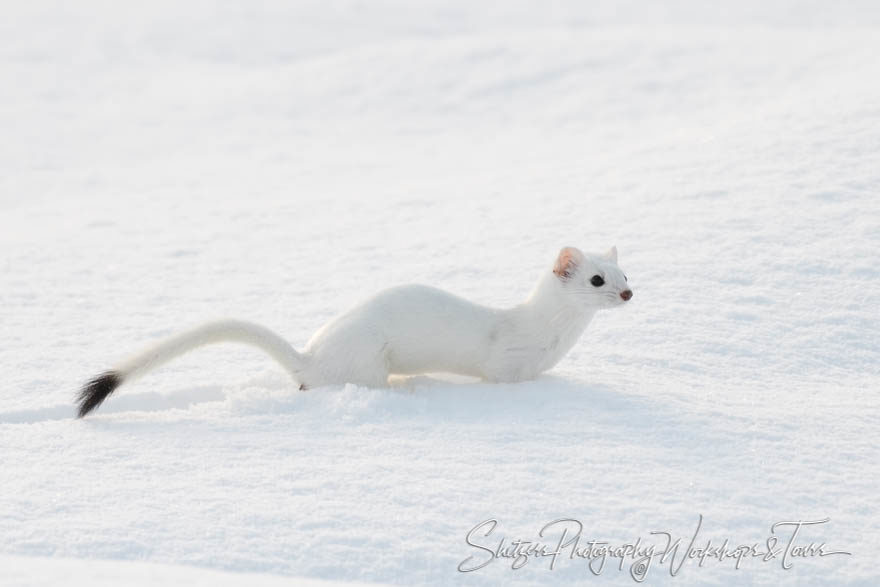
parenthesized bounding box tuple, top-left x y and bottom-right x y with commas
(620, 290, 633, 301)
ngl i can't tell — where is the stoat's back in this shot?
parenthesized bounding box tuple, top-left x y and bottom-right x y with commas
(305, 284, 501, 378)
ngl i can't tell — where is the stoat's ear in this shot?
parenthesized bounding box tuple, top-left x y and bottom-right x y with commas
(606, 245, 618, 263)
(553, 247, 584, 280)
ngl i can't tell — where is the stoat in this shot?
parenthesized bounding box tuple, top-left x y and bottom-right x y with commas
(76, 246, 633, 417)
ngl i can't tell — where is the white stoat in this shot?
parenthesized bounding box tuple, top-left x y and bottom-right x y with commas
(76, 246, 633, 417)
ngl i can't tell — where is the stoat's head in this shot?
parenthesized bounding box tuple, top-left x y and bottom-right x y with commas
(552, 245, 633, 309)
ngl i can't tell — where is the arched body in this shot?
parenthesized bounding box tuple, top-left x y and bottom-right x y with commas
(76, 246, 633, 417)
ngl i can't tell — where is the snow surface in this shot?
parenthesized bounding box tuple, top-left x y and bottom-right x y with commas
(1, 1, 878, 585)
(0, 554, 381, 587)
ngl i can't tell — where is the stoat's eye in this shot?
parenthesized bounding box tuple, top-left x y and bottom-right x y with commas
(624, 274, 628, 282)
(590, 275, 605, 287)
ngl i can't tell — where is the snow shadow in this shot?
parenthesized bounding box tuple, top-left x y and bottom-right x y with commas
(0, 385, 225, 424)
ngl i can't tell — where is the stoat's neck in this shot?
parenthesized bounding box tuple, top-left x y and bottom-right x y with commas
(522, 271, 593, 321)
(500, 272, 597, 374)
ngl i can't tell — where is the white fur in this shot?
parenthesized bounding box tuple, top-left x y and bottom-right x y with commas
(106, 246, 632, 390)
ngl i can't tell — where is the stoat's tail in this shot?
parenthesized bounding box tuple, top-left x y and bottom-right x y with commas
(76, 319, 306, 418)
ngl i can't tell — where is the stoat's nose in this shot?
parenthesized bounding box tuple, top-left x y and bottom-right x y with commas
(620, 290, 633, 301)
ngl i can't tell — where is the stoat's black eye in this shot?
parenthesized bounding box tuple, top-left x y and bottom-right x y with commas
(590, 275, 604, 287)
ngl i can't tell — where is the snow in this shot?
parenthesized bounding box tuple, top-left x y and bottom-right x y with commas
(0, 554, 381, 587)
(1, 1, 878, 585)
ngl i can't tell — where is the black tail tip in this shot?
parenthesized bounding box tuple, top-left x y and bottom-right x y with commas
(76, 371, 123, 418)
